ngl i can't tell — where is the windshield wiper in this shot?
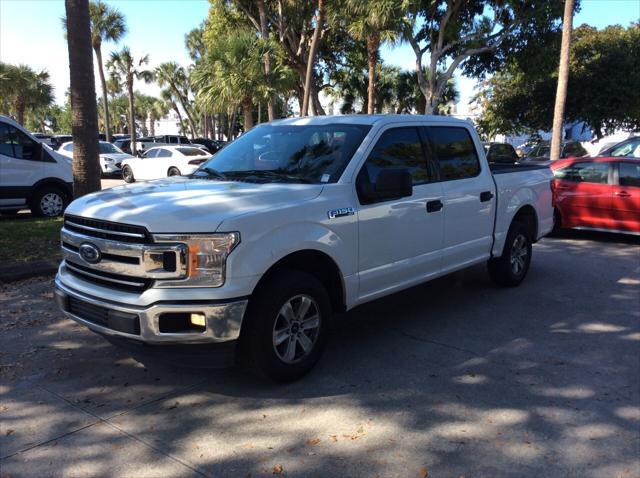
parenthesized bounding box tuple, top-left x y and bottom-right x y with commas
(223, 170, 314, 183)
(192, 167, 227, 180)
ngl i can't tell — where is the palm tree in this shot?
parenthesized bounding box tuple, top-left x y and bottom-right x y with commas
(88, 0, 126, 143)
(550, 0, 575, 161)
(155, 62, 198, 138)
(64, 0, 101, 197)
(107, 47, 152, 155)
(0, 63, 54, 125)
(302, 0, 325, 116)
(346, 0, 406, 114)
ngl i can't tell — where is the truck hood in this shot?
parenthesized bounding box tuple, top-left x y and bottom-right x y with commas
(66, 177, 324, 233)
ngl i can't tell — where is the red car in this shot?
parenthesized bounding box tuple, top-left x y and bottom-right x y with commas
(551, 157, 640, 235)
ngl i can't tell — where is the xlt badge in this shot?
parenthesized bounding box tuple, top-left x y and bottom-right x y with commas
(327, 207, 355, 219)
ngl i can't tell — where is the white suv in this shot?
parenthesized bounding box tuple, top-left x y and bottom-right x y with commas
(0, 115, 72, 217)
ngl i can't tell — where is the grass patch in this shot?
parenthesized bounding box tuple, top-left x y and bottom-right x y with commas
(0, 217, 63, 263)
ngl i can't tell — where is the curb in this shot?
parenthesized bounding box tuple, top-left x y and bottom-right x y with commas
(0, 260, 59, 283)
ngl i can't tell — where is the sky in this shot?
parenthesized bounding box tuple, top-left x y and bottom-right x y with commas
(1, 0, 639, 112)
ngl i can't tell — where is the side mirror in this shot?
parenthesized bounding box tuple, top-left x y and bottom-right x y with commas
(358, 168, 413, 203)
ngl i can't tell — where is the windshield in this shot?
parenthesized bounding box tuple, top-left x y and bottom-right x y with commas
(177, 147, 208, 156)
(195, 123, 370, 183)
(99, 142, 122, 154)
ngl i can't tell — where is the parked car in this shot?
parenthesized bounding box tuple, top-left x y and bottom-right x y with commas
(135, 134, 206, 155)
(49, 134, 73, 151)
(58, 140, 134, 176)
(597, 136, 640, 158)
(32, 133, 55, 147)
(54, 115, 554, 381)
(522, 141, 588, 162)
(112, 138, 131, 154)
(120, 145, 210, 182)
(0, 115, 72, 217)
(484, 142, 519, 164)
(551, 157, 640, 235)
(192, 137, 227, 154)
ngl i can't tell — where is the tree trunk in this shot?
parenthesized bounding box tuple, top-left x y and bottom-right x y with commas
(228, 108, 236, 140)
(311, 85, 325, 115)
(172, 87, 197, 138)
(301, 0, 324, 116)
(366, 32, 380, 115)
(242, 98, 254, 131)
(257, 102, 262, 124)
(94, 44, 111, 143)
(15, 98, 25, 125)
(550, 0, 575, 161)
(257, 0, 275, 121)
(150, 116, 155, 137)
(64, 0, 101, 197)
(127, 78, 137, 155)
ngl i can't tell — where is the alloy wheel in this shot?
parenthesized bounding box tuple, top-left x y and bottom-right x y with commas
(272, 294, 321, 364)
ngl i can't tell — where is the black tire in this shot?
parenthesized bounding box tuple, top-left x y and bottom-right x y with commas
(488, 220, 532, 287)
(30, 186, 68, 217)
(240, 269, 331, 382)
(168, 167, 181, 177)
(122, 165, 135, 183)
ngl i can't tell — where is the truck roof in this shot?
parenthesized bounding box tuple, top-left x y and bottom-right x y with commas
(271, 114, 472, 127)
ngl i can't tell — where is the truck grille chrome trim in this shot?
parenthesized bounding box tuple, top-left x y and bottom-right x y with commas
(65, 219, 146, 239)
(65, 261, 149, 289)
(64, 215, 151, 244)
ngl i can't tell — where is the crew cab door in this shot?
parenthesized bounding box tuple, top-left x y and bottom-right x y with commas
(427, 126, 496, 270)
(356, 126, 444, 301)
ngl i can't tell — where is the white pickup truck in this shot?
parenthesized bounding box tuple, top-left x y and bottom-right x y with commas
(55, 115, 553, 381)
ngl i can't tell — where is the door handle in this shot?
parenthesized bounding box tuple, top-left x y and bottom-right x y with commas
(615, 191, 631, 198)
(426, 200, 443, 213)
(480, 191, 494, 202)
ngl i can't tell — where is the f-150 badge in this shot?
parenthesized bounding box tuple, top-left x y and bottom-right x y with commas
(327, 207, 355, 219)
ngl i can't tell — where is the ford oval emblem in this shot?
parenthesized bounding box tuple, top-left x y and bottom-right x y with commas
(79, 243, 101, 264)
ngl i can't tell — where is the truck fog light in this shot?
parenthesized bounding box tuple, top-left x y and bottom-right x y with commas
(190, 313, 206, 327)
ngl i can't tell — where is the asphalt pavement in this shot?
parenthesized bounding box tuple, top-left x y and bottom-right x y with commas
(0, 231, 638, 477)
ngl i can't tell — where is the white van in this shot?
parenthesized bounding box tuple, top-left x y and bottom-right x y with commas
(0, 115, 73, 217)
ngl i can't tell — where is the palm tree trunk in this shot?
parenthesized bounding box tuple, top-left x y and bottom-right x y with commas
(242, 98, 254, 131)
(64, 0, 101, 197)
(15, 98, 26, 125)
(127, 78, 137, 155)
(366, 32, 380, 115)
(257, 0, 275, 121)
(550, 0, 574, 161)
(94, 44, 111, 143)
(302, 0, 324, 116)
(172, 87, 197, 138)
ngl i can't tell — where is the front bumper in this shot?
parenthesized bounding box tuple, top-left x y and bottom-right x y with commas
(54, 277, 248, 345)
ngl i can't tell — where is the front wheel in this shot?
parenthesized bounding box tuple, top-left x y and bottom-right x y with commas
(122, 165, 135, 183)
(488, 220, 532, 287)
(30, 186, 68, 217)
(241, 270, 331, 382)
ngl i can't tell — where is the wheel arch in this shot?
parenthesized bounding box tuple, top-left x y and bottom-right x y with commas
(29, 177, 73, 202)
(251, 249, 347, 314)
(512, 204, 538, 242)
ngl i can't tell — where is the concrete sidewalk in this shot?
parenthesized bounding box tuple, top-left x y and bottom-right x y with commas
(1, 231, 639, 477)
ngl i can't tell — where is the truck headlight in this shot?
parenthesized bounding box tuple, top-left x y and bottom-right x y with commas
(152, 233, 240, 287)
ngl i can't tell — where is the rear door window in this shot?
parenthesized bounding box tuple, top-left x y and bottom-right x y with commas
(429, 127, 480, 180)
(618, 162, 640, 187)
(553, 161, 610, 184)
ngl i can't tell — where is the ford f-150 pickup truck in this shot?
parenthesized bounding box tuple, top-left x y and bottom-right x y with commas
(54, 115, 553, 381)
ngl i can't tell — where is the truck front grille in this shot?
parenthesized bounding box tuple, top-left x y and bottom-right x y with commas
(65, 261, 152, 292)
(64, 215, 151, 244)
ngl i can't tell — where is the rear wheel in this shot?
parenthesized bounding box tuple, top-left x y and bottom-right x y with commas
(241, 270, 331, 382)
(122, 165, 135, 183)
(488, 220, 532, 287)
(168, 167, 181, 177)
(30, 186, 68, 217)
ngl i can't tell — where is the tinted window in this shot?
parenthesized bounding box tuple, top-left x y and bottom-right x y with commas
(554, 161, 609, 184)
(155, 149, 171, 158)
(0, 124, 39, 160)
(178, 136, 189, 143)
(360, 127, 429, 186)
(488, 143, 517, 163)
(563, 142, 587, 158)
(430, 127, 480, 180)
(98, 142, 121, 154)
(610, 139, 640, 158)
(619, 162, 640, 187)
(144, 149, 159, 158)
(177, 147, 206, 156)
(168, 136, 178, 144)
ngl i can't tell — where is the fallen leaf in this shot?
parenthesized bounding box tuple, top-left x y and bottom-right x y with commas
(419, 466, 428, 478)
(5, 429, 15, 436)
(272, 463, 283, 474)
(306, 438, 321, 446)
(329, 434, 338, 442)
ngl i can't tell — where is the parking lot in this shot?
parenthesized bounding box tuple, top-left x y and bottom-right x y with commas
(0, 231, 638, 477)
